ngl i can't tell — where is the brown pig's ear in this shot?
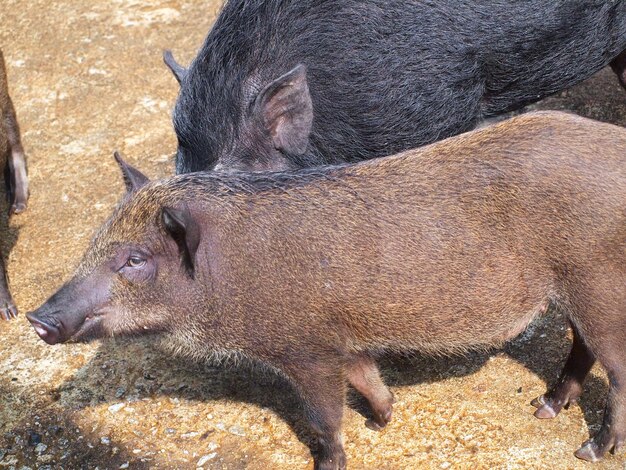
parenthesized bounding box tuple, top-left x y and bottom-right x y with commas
(163, 50, 187, 85)
(254, 64, 313, 156)
(162, 205, 200, 279)
(114, 151, 150, 193)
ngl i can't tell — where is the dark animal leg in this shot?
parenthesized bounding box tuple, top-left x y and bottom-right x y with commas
(531, 322, 595, 418)
(610, 49, 626, 91)
(2, 96, 28, 215)
(566, 289, 626, 461)
(572, 332, 626, 462)
(575, 367, 626, 461)
(283, 360, 347, 470)
(346, 353, 394, 430)
(0, 253, 17, 320)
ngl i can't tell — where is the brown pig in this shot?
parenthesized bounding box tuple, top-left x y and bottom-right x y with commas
(27, 111, 626, 468)
(0, 50, 28, 320)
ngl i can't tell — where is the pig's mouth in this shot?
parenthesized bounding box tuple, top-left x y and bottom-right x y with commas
(68, 312, 106, 343)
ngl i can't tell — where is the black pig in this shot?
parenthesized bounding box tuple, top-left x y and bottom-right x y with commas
(166, 0, 626, 174)
(28, 112, 626, 467)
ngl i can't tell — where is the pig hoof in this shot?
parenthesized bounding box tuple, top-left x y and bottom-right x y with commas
(315, 451, 347, 470)
(0, 302, 18, 320)
(530, 395, 545, 407)
(575, 440, 602, 462)
(10, 201, 27, 215)
(365, 419, 384, 431)
(365, 404, 393, 431)
(533, 403, 557, 419)
(531, 394, 564, 418)
(316, 459, 346, 470)
(574, 434, 625, 462)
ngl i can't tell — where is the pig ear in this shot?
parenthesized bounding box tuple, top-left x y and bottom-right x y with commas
(162, 205, 200, 279)
(114, 151, 150, 193)
(254, 64, 313, 156)
(163, 50, 187, 85)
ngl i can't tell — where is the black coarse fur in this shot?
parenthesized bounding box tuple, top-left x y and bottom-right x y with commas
(173, 0, 626, 173)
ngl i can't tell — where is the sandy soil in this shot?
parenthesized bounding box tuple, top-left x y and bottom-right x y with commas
(1, 1, 626, 469)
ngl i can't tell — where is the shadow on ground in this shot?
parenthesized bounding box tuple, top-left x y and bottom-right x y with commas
(49, 308, 607, 466)
(0, 381, 150, 469)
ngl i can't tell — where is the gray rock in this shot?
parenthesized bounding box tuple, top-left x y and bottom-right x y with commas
(107, 403, 125, 414)
(34, 443, 47, 455)
(228, 426, 245, 437)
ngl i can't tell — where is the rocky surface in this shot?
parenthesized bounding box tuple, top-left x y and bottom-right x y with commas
(1, 1, 626, 468)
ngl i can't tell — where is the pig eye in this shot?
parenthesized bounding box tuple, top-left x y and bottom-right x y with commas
(125, 256, 146, 268)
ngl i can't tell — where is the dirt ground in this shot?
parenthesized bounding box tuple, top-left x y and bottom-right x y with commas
(1, 1, 626, 469)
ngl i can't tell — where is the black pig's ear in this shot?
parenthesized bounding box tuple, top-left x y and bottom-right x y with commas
(114, 151, 150, 193)
(162, 205, 200, 279)
(163, 50, 187, 85)
(254, 64, 313, 156)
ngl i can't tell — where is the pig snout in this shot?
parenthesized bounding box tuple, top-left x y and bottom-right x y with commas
(26, 276, 108, 344)
(26, 309, 62, 345)
(26, 284, 94, 344)
(26, 301, 97, 345)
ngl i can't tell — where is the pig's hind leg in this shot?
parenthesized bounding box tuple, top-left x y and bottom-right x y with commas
(531, 322, 595, 419)
(573, 345, 626, 461)
(346, 353, 395, 431)
(563, 282, 626, 462)
(574, 356, 626, 461)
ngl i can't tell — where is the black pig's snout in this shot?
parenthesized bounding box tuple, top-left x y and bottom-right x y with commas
(26, 311, 61, 345)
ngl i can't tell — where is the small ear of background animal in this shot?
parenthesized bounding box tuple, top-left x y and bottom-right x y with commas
(113, 151, 150, 193)
(254, 64, 313, 156)
(162, 205, 200, 279)
(163, 50, 187, 85)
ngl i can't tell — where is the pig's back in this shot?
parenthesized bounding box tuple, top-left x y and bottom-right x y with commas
(243, 111, 626, 353)
(202, 111, 625, 354)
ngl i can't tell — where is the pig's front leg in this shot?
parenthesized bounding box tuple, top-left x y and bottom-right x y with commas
(2, 98, 28, 215)
(0, 254, 16, 320)
(346, 353, 394, 430)
(281, 358, 347, 470)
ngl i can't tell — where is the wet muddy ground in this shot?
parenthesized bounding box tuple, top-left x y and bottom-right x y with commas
(1, 1, 626, 469)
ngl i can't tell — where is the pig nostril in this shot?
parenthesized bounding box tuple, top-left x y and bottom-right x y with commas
(26, 311, 58, 329)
